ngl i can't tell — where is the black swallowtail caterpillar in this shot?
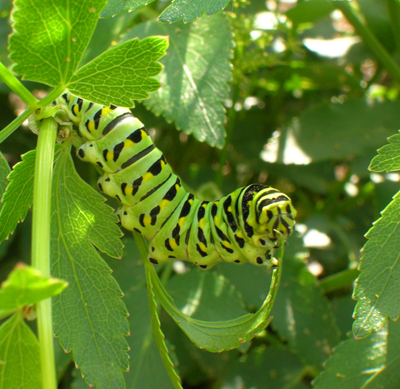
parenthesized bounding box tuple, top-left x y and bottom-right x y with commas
(35, 93, 296, 270)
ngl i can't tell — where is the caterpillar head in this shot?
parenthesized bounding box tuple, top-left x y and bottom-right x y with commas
(254, 187, 296, 242)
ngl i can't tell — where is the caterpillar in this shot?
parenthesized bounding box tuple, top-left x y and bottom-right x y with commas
(35, 92, 296, 270)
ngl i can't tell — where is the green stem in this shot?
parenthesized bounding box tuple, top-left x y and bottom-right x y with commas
(0, 107, 35, 144)
(32, 117, 57, 389)
(133, 232, 183, 389)
(332, 1, 400, 84)
(386, 0, 400, 59)
(38, 85, 66, 108)
(0, 62, 37, 107)
(319, 268, 360, 294)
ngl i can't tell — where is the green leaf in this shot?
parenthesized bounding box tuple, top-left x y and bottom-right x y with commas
(145, 244, 283, 353)
(352, 189, 400, 339)
(0, 263, 67, 320)
(313, 320, 400, 388)
(0, 313, 41, 389)
(271, 255, 340, 368)
(101, 0, 156, 18)
(125, 15, 233, 148)
(369, 130, 400, 172)
(222, 345, 308, 389)
(158, 0, 231, 23)
(0, 152, 10, 207)
(51, 149, 129, 389)
(0, 150, 35, 242)
(67, 36, 168, 107)
(285, 0, 334, 25)
(166, 270, 247, 321)
(263, 99, 400, 164)
(9, 0, 106, 87)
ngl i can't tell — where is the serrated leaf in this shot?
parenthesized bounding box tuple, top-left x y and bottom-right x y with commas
(263, 99, 400, 164)
(158, 0, 231, 23)
(51, 149, 129, 389)
(0, 313, 41, 389)
(146, 247, 282, 352)
(125, 15, 233, 148)
(271, 254, 340, 368)
(0, 146, 63, 244)
(9, 0, 106, 86)
(222, 345, 308, 389)
(314, 320, 400, 389)
(0, 150, 35, 243)
(166, 270, 247, 321)
(352, 189, 400, 339)
(0, 152, 10, 207)
(67, 36, 168, 107)
(101, 0, 155, 18)
(0, 263, 67, 320)
(369, 130, 400, 172)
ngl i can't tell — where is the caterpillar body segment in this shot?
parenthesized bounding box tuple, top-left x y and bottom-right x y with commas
(51, 92, 296, 270)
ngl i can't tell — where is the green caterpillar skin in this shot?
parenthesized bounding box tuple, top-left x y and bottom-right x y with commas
(55, 93, 296, 270)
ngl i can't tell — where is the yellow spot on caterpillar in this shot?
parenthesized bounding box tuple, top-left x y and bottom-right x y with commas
(124, 185, 133, 196)
(160, 199, 170, 210)
(106, 150, 114, 161)
(214, 215, 220, 225)
(88, 121, 96, 132)
(189, 199, 194, 205)
(236, 231, 243, 238)
(169, 239, 177, 250)
(179, 217, 186, 227)
(141, 129, 147, 138)
(73, 104, 80, 115)
(175, 184, 180, 191)
(198, 242, 207, 253)
(143, 215, 152, 226)
(222, 241, 232, 249)
(161, 160, 166, 168)
(142, 172, 153, 182)
(124, 139, 134, 148)
(228, 206, 232, 212)
(199, 219, 205, 229)
(102, 107, 112, 116)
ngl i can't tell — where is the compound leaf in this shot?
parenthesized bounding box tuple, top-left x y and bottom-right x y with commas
(51, 148, 128, 389)
(67, 36, 168, 107)
(125, 15, 233, 148)
(9, 0, 106, 87)
(158, 0, 231, 23)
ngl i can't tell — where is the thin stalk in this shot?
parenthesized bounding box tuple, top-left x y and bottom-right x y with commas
(386, 0, 400, 59)
(333, 1, 400, 84)
(32, 117, 57, 389)
(0, 62, 37, 107)
(0, 106, 35, 144)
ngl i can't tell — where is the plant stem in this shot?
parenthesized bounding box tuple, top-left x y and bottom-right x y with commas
(386, 0, 400, 59)
(32, 117, 57, 389)
(0, 107, 35, 144)
(332, 0, 400, 84)
(0, 61, 37, 107)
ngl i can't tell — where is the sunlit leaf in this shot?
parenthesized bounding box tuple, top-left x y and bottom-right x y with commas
(9, 0, 106, 86)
